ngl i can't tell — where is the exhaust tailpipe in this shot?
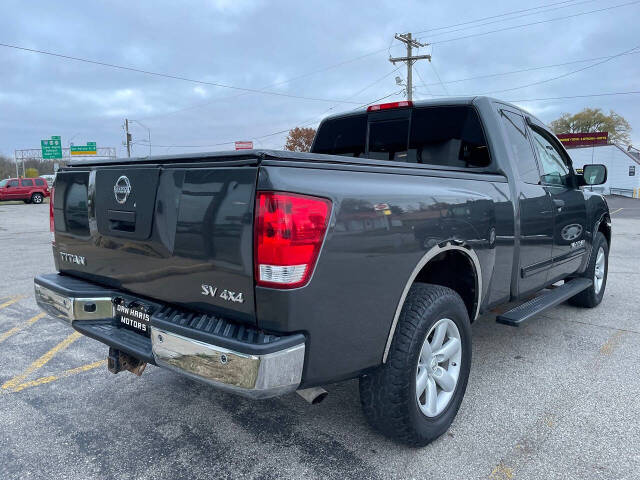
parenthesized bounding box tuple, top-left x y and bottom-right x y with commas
(296, 387, 328, 405)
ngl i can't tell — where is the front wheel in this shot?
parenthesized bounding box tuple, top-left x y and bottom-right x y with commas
(568, 231, 608, 308)
(359, 284, 472, 446)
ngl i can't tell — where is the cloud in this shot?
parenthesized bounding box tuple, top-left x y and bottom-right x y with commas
(0, 0, 639, 157)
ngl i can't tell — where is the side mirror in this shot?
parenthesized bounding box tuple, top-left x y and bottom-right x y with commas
(581, 164, 607, 185)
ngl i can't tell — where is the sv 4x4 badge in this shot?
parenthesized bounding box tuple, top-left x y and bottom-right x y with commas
(201, 284, 244, 304)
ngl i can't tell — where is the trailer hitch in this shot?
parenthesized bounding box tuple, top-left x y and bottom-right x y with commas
(107, 347, 147, 376)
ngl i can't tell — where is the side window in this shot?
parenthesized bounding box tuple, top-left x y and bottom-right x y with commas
(22, 179, 34, 187)
(9, 180, 19, 187)
(529, 128, 570, 186)
(499, 110, 540, 184)
(409, 106, 491, 168)
(35, 179, 45, 186)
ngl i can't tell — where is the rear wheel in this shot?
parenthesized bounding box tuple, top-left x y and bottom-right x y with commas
(360, 284, 472, 446)
(568, 231, 608, 308)
(31, 193, 43, 204)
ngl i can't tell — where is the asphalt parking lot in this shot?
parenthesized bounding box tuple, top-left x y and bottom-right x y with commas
(1, 199, 639, 480)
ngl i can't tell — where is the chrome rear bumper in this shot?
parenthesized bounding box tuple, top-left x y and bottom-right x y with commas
(34, 275, 305, 399)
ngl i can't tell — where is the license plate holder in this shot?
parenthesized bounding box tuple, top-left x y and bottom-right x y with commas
(114, 299, 152, 337)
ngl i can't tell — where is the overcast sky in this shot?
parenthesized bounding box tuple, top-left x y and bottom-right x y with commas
(1, 0, 639, 159)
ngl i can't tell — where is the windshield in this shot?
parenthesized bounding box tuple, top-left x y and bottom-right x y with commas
(312, 105, 491, 168)
(0, 179, 7, 187)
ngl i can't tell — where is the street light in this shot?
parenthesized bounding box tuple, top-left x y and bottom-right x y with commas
(129, 120, 151, 157)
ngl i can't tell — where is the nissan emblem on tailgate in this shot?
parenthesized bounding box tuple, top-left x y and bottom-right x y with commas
(114, 175, 132, 204)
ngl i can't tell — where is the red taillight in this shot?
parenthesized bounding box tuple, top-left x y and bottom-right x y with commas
(367, 101, 413, 112)
(255, 191, 331, 289)
(49, 187, 55, 233)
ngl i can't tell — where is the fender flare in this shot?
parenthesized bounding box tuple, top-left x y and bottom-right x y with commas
(382, 243, 482, 363)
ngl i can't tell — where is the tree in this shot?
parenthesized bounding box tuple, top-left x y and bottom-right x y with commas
(284, 127, 316, 152)
(0, 156, 16, 179)
(25, 168, 39, 178)
(549, 108, 631, 145)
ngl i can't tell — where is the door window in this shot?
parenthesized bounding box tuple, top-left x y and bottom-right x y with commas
(9, 180, 19, 187)
(530, 129, 570, 186)
(21, 179, 34, 187)
(499, 110, 540, 184)
(35, 179, 45, 186)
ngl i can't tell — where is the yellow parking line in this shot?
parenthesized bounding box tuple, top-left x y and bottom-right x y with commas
(1, 331, 82, 391)
(0, 295, 24, 311)
(9, 360, 106, 393)
(0, 313, 45, 344)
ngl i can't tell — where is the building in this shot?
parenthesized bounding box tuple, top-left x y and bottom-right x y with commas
(567, 144, 640, 197)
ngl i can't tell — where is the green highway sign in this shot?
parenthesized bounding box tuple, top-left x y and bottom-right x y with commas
(41, 136, 62, 159)
(70, 141, 97, 155)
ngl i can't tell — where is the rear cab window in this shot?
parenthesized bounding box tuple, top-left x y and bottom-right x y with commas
(499, 109, 541, 184)
(312, 104, 491, 169)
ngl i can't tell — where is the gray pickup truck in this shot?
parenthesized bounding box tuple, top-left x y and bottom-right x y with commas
(35, 96, 610, 446)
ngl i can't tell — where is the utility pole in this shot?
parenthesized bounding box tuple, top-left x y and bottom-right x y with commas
(389, 33, 431, 101)
(124, 119, 131, 157)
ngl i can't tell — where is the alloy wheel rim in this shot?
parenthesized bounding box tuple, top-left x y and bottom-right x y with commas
(415, 318, 462, 417)
(594, 246, 605, 294)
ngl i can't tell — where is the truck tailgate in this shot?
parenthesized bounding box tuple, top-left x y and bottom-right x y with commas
(52, 162, 258, 324)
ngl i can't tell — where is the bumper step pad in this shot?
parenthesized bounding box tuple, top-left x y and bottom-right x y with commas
(151, 306, 300, 355)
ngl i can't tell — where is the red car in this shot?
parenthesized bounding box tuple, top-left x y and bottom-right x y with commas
(0, 177, 51, 204)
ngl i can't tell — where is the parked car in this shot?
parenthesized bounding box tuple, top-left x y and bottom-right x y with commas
(0, 177, 50, 203)
(35, 96, 610, 446)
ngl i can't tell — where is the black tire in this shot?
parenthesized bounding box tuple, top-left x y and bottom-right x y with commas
(568, 231, 608, 308)
(31, 193, 43, 204)
(360, 284, 472, 446)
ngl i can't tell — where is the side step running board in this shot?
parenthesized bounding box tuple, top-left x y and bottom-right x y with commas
(496, 278, 593, 327)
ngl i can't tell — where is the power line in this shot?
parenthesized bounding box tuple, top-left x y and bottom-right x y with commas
(481, 44, 640, 95)
(126, 89, 640, 150)
(413, 66, 434, 97)
(139, 49, 394, 121)
(141, 88, 404, 149)
(423, 0, 640, 45)
(417, 50, 640, 88)
(0, 42, 363, 105)
(413, 44, 639, 98)
(1, 0, 636, 119)
(429, 53, 449, 95)
(413, 0, 586, 35)
(416, 0, 597, 40)
(509, 90, 640, 102)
